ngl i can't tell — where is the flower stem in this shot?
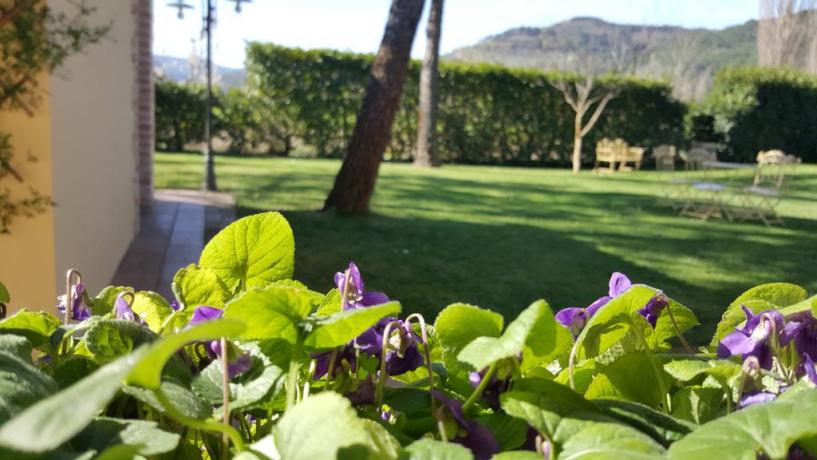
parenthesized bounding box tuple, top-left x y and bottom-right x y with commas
(462, 361, 498, 412)
(286, 337, 303, 410)
(154, 387, 245, 451)
(406, 313, 437, 415)
(568, 338, 580, 390)
(376, 320, 402, 406)
(666, 306, 694, 354)
(220, 337, 231, 457)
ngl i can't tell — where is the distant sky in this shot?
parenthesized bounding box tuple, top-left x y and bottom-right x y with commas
(153, 0, 758, 69)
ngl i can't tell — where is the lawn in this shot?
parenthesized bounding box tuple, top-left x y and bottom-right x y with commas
(155, 152, 817, 345)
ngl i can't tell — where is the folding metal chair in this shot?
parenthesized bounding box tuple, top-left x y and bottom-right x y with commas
(735, 150, 800, 226)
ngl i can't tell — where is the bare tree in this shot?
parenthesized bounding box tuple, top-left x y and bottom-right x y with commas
(758, 0, 817, 72)
(323, 0, 425, 213)
(550, 75, 616, 174)
(414, 0, 443, 168)
(546, 26, 648, 173)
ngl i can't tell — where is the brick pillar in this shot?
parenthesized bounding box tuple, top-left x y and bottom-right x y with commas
(133, 0, 153, 209)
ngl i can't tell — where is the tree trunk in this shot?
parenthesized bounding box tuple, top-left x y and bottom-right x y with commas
(414, 0, 443, 168)
(571, 135, 583, 174)
(323, 0, 426, 213)
(572, 114, 583, 174)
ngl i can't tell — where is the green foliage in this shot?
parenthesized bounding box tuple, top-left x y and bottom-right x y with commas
(154, 79, 209, 151)
(199, 211, 295, 292)
(668, 389, 817, 459)
(4, 210, 817, 459)
(698, 66, 817, 162)
(154, 44, 686, 165)
(0, 309, 60, 348)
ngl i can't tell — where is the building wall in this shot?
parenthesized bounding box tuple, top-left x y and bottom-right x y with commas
(0, 1, 144, 312)
(0, 73, 57, 311)
(50, 0, 140, 304)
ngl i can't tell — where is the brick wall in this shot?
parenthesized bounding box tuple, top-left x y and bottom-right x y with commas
(133, 0, 153, 208)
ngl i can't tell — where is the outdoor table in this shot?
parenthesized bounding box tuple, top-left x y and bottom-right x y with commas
(679, 161, 756, 221)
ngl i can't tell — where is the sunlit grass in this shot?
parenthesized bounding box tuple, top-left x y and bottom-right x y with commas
(156, 152, 817, 344)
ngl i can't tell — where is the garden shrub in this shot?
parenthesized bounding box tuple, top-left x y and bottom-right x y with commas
(156, 44, 686, 164)
(1, 212, 816, 458)
(154, 79, 210, 152)
(699, 67, 817, 162)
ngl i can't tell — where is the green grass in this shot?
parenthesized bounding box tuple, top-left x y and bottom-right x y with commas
(155, 152, 817, 345)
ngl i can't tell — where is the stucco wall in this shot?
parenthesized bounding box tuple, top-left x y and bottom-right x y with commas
(50, 0, 140, 302)
(0, 73, 57, 311)
(0, 1, 141, 312)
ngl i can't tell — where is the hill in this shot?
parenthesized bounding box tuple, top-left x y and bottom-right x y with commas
(446, 17, 758, 100)
(153, 55, 246, 88)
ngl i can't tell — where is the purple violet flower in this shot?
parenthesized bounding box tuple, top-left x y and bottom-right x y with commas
(803, 354, 817, 386)
(114, 293, 143, 324)
(431, 390, 500, 460)
(330, 263, 423, 377)
(312, 344, 357, 379)
(781, 311, 817, 362)
(57, 283, 90, 321)
(717, 306, 784, 369)
(738, 390, 777, 408)
(638, 293, 669, 328)
(335, 263, 389, 311)
(186, 306, 251, 378)
(555, 272, 631, 337)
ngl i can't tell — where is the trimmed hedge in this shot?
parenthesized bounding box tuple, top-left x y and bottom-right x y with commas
(696, 67, 817, 162)
(243, 44, 686, 165)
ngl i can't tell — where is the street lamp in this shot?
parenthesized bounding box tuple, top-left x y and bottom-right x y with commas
(167, 0, 251, 192)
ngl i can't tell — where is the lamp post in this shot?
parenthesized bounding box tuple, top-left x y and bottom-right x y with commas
(167, 0, 251, 192)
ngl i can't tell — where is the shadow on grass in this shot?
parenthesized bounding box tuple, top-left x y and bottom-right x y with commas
(205, 162, 817, 348)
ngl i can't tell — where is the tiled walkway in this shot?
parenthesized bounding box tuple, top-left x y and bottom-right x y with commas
(111, 189, 235, 300)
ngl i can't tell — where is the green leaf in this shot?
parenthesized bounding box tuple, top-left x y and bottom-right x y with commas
(663, 359, 741, 388)
(596, 400, 694, 446)
(130, 291, 175, 332)
(668, 389, 817, 460)
(172, 264, 230, 309)
(274, 392, 399, 460)
(124, 381, 211, 419)
(71, 417, 180, 456)
(457, 300, 552, 371)
(500, 380, 606, 443)
(399, 438, 473, 460)
(0, 281, 9, 303)
(315, 288, 342, 316)
(711, 283, 808, 346)
(127, 318, 245, 390)
(192, 356, 284, 411)
(90, 286, 128, 316)
(304, 301, 401, 349)
(0, 347, 148, 453)
(223, 286, 312, 343)
(0, 309, 61, 348)
(0, 334, 32, 361)
(491, 452, 541, 460)
(475, 412, 529, 451)
(81, 320, 158, 364)
(670, 386, 723, 425)
(558, 422, 666, 460)
(0, 350, 58, 424)
(199, 212, 295, 292)
(585, 351, 671, 410)
(434, 303, 503, 366)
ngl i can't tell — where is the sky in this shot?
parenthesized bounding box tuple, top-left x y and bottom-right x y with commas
(153, 0, 759, 69)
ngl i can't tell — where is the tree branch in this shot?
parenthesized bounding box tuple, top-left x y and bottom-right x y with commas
(580, 91, 615, 137)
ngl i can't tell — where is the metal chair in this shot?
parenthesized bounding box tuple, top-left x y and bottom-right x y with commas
(735, 150, 800, 226)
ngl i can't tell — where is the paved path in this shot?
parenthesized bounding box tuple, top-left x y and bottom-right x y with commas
(111, 189, 235, 300)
